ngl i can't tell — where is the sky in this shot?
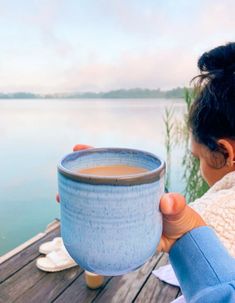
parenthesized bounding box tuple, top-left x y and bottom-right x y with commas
(0, 0, 235, 93)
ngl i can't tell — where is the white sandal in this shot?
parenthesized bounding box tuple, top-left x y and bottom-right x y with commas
(39, 237, 63, 254)
(36, 247, 77, 272)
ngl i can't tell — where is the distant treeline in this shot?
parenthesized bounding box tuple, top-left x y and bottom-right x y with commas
(0, 87, 190, 99)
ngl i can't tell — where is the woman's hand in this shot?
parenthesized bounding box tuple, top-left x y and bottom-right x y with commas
(158, 193, 206, 252)
(56, 144, 94, 203)
(72, 144, 93, 152)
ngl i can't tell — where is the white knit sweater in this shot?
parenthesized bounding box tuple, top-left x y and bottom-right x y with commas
(190, 171, 235, 257)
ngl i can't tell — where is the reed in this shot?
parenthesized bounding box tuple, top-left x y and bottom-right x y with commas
(163, 106, 174, 190)
(163, 89, 209, 202)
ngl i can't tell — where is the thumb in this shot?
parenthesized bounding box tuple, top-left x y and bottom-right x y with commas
(160, 193, 206, 240)
(160, 193, 186, 219)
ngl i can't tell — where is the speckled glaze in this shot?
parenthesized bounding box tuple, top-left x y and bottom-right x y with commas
(58, 148, 165, 276)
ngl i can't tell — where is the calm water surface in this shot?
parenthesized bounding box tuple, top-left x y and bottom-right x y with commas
(0, 98, 186, 255)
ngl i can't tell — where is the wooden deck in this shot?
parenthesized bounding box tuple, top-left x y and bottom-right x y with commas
(0, 220, 181, 303)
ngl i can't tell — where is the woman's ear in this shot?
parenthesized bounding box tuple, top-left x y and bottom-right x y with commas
(217, 139, 235, 167)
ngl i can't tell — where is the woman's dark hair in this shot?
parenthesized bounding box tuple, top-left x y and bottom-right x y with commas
(188, 42, 235, 168)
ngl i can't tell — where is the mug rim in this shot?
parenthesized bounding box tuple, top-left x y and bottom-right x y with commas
(58, 147, 165, 185)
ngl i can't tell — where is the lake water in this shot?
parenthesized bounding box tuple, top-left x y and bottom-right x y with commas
(0, 98, 186, 255)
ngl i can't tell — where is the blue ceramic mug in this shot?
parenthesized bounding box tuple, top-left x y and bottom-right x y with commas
(58, 148, 165, 276)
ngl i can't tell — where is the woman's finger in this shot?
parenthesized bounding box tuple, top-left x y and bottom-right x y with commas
(56, 193, 60, 203)
(73, 144, 94, 152)
(157, 235, 175, 253)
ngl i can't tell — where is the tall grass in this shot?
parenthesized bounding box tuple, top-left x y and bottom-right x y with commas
(163, 106, 174, 190)
(181, 89, 209, 202)
(163, 88, 209, 202)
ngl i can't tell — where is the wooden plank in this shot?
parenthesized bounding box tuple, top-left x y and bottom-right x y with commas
(14, 266, 83, 303)
(0, 220, 60, 264)
(0, 259, 46, 303)
(54, 275, 112, 303)
(0, 232, 45, 264)
(89, 253, 164, 303)
(134, 254, 180, 303)
(135, 280, 179, 303)
(0, 227, 60, 283)
(46, 220, 61, 233)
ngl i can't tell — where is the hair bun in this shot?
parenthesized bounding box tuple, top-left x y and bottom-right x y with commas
(198, 42, 235, 74)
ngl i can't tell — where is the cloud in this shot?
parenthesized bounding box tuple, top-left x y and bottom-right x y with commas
(97, 0, 235, 47)
(97, 0, 168, 36)
(26, 0, 74, 57)
(1, 0, 235, 93)
(61, 48, 197, 92)
(0, 47, 202, 93)
(59, 0, 235, 93)
(164, 1, 235, 47)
